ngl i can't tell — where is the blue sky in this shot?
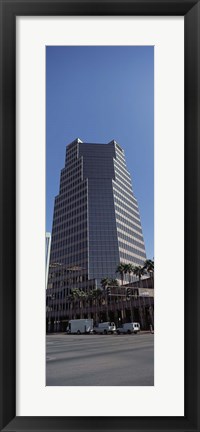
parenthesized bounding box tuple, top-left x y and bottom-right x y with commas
(46, 46, 154, 259)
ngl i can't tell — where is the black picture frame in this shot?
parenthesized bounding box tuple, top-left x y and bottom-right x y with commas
(0, 0, 200, 431)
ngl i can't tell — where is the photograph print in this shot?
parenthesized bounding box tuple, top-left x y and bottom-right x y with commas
(46, 46, 154, 386)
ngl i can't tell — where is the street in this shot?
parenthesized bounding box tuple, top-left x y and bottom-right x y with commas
(46, 333, 154, 386)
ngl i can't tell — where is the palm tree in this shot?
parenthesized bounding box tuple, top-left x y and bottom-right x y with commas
(101, 278, 119, 289)
(124, 263, 134, 284)
(133, 265, 146, 286)
(78, 289, 87, 309)
(70, 288, 80, 302)
(109, 279, 119, 287)
(116, 263, 126, 286)
(70, 288, 80, 318)
(143, 259, 154, 278)
(90, 288, 102, 300)
(70, 288, 87, 318)
(88, 288, 103, 322)
(88, 288, 103, 305)
(101, 277, 110, 290)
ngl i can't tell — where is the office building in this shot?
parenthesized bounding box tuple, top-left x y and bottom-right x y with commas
(46, 138, 147, 331)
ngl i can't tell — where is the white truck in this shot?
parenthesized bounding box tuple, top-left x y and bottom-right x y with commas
(116, 322, 140, 334)
(93, 322, 116, 334)
(66, 319, 93, 334)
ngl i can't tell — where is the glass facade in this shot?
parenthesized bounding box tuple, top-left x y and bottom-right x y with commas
(46, 139, 147, 329)
(48, 138, 146, 285)
(79, 142, 120, 285)
(112, 143, 146, 273)
(48, 138, 92, 294)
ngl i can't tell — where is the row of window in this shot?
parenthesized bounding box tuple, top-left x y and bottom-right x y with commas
(115, 211, 142, 234)
(117, 232, 145, 250)
(61, 158, 81, 179)
(57, 190, 87, 208)
(89, 207, 115, 217)
(90, 270, 118, 279)
(66, 146, 78, 159)
(89, 201, 114, 210)
(114, 158, 130, 180)
(113, 181, 136, 206)
(89, 214, 116, 223)
(114, 161, 130, 179)
(60, 170, 82, 190)
(67, 141, 78, 150)
(115, 204, 142, 230)
(115, 168, 132, 190)
(50, 249, 88, 262)
(66, 147, 77, 157)
(54, 196, 87, 218)
(116, 221, 144, 241)
(119, 251, 145, 266)
(55, 182, 87, 204)
(115, 142, 124, 153)
(115, 148, 126, 165)
(51, 223, 144, 247)
(87, 177, 113, 186)
(52, 214, 86, 231)
(53, 204, 87, 223)
(53, 218, 87, 232)
(115, 173, 133, 195)
(61, 162, 81, 180)
(89, 240, 118, 249)
(47, 303, 71, 312)
(48, 269, 88, 282)
(114, 195, 140, 220)
(56, 194, 83, 212)
(113, 186, 139, 213)
(118, 241, 146, 258)
(51, 230, 87, 245)
(52, 224, 87, 244)
(114, 179, 138, 207)
(48, 275, 88, 287)
(60, 176, 84, 195)
(65, 152, 78, 163)
(54, 195, 87, 217)
(89, 232, 118, 241)
(61, 176, 83, 193)
(51, 239, 87, 253)
(90, 268, 119, 277)
(89, 255, 119, 264)
(89, 253, 119, 262)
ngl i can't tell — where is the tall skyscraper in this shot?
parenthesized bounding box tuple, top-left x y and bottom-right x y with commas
(46, 139, 147, 330)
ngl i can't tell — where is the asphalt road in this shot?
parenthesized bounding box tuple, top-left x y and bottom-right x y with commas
(46, 333, 154, 386)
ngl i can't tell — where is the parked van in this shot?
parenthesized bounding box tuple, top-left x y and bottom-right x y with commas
(116, 322, 140, 334)
(93, 322, 116, 334)
(66, 319, 93, 334)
